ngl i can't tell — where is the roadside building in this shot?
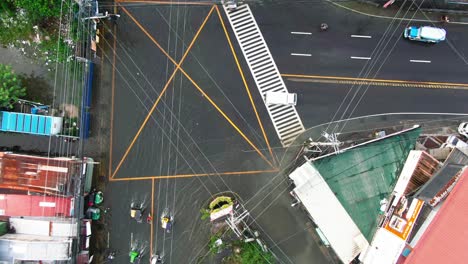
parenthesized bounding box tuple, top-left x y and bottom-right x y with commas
(402, 166, 468, 264)
(359, 150, 441, 263)
(359, 141, 468, 264)
(0, 216, 77, 262)
(289, 126, 422, 263)
(0, 194, 74, 217)
(0, 152, 84, 196)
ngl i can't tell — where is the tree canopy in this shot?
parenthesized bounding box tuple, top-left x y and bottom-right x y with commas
(0, 64, 26, 109)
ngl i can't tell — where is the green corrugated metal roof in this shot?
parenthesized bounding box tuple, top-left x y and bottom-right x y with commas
(312, 128, 421, 241)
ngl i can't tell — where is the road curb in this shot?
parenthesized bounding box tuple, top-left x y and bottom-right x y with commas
(420, 8, 468, 15)
(327, 0, 468, 25)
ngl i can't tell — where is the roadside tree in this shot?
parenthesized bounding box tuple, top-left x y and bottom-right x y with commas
(0, 64, 26, 109)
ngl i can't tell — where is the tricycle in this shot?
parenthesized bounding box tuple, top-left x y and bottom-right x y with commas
(130, 202, 145, 223)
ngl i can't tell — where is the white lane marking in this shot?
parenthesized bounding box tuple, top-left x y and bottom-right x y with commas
(410, 59, 431, 63)
(351, 56, 371, 60)
(291, 31, 312, 35)
(351, 34, 372, 38)
(291, 53, 312, 57)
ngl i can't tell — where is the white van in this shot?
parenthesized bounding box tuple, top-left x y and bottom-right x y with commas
(264, 91, 297, 106)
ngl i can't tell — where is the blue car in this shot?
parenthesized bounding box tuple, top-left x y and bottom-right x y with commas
(404, 26, 446, 43)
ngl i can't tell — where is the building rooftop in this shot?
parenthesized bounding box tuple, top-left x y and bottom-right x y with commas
(0, 194, 73, 217)
(404, 167, 468, 264)
(415, 148, 468, 206)
(0, 152, 81, 195)
(312, 127, 421, 241)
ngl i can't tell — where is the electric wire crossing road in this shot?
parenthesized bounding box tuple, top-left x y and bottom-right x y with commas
(223, 3, 305, 147)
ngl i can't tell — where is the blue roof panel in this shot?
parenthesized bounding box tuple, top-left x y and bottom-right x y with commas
(17, 114, 24, 132)
(23, 115, 31, 132)
(7, 113, 17, 131)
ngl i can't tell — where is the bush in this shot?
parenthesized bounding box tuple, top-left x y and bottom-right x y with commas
(200, 208, 210, 221)
(10, 0, 63, 22)
(240, 243, 273, 264)
(208, 233, 225, 255)
(0, 9, 32, 44)
(0, 64, 26, 109)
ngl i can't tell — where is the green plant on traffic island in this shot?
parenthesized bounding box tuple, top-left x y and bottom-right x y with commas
(200, 208, 210, 220)
(208, 232, 226, 255)
(0, 64, 26, 109)
(221, 240, 274, 264)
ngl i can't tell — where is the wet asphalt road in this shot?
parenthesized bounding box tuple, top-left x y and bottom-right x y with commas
(2, 1, 467, 264)
(101, 3, 325, 263)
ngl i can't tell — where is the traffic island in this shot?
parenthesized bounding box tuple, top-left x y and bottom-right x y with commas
(199, 195, 274, 264)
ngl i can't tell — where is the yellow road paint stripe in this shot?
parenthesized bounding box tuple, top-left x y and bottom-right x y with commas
(215, 6, 277, 167)
(284, 74, 468, 90)
(282, 73, 468, 88)
(181, 70, 276, 169)
(123, 5, 274, 169)
(110, 169, 280, 181)
(150, 179, 154, 257)
(117, 0, 212, 5)
(109, 21, 117, 179)
(111, 6, 215, 179)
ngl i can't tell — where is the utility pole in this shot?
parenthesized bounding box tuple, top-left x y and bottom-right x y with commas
(303, 132, 342, 154)
(225, 202, 269, 252)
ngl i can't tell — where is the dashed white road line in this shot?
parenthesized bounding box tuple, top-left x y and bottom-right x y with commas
(351, 34, 372, 38)
(410, 59, 431, 63)
(351, 56, 371, 60)
(291, 31, 312, 35)
(291, 53, 312, 57)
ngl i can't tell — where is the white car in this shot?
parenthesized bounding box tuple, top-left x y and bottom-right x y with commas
(264, 91, 297, 106)
(458, 122, 468, 138)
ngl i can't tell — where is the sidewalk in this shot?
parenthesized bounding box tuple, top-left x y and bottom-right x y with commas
(329, 0, 468, 24)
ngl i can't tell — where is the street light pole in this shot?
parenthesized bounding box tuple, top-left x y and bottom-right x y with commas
(82, 11, 120, 21)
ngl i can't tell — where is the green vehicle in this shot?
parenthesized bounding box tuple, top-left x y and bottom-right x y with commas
(129, 250, 141, 264)
(88, 190, 104, 206)
(86, 207, 101, 221)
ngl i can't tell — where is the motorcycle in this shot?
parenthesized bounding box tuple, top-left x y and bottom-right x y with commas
(320, 23, 329, 31)
(129, 250, 141, 264)
(150, 253, 164, 264)
(160, 208, 173, 233)
(146, 213, 153, 224)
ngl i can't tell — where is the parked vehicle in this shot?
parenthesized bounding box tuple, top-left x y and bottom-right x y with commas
(443, 135, 468, 149)
(403, 26, 446, 43)
(264, 91, 297, 106)
(87, 190, 103, 207)
(85, 207, 101, 220)
(458, 122, 468, 138)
